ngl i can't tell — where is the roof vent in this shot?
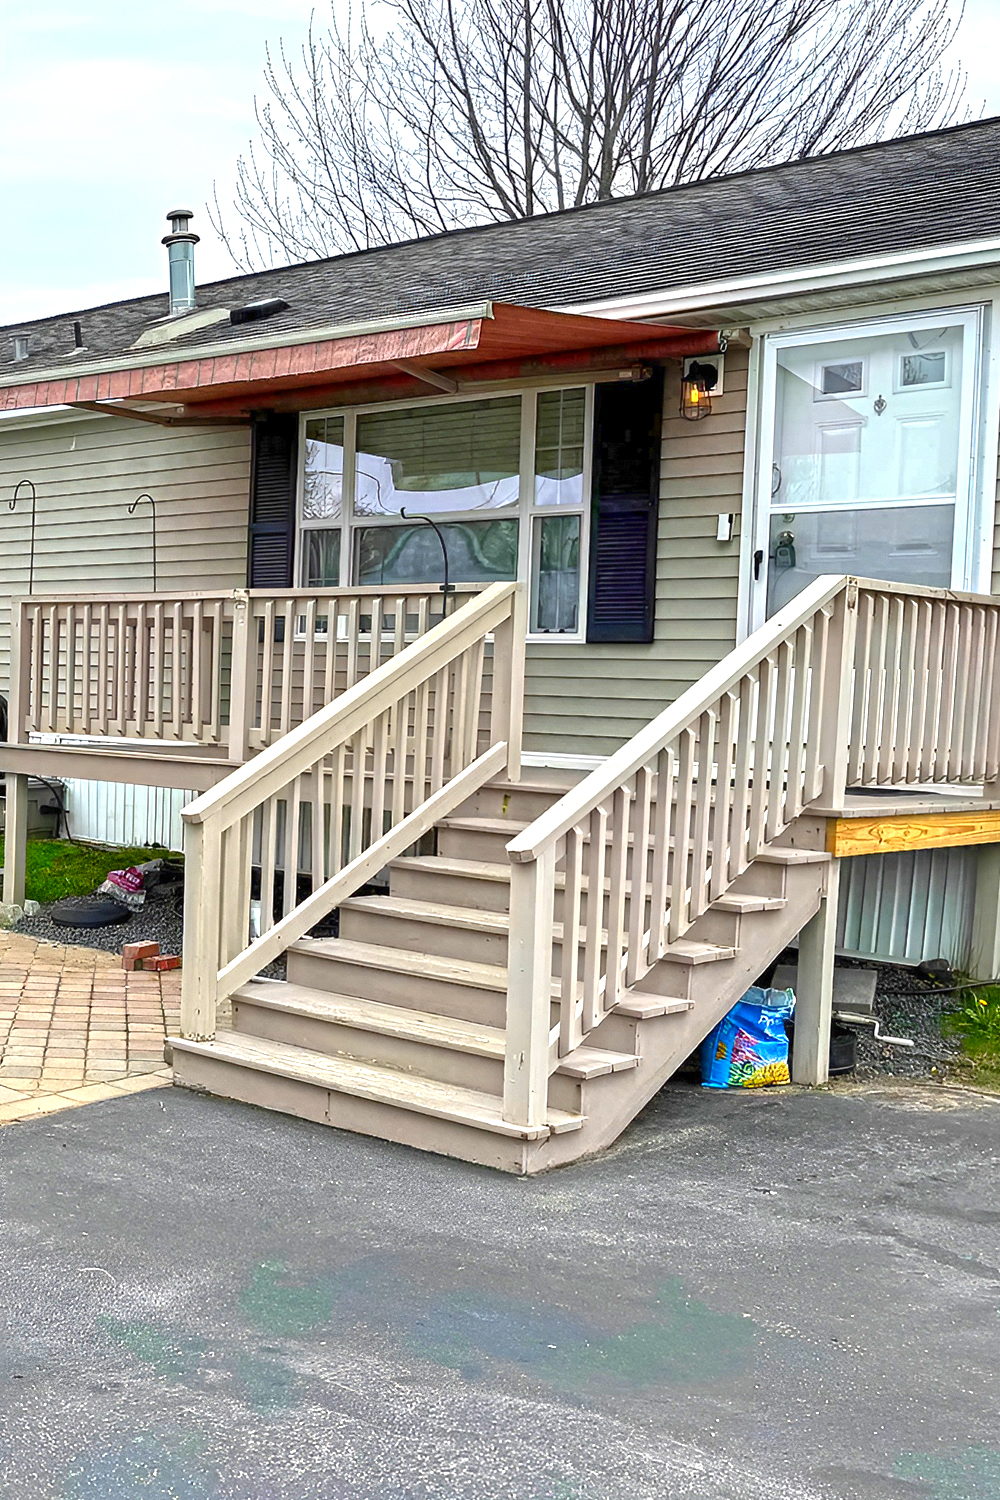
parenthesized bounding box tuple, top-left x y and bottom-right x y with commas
(230, 297, 289, 326)
(162, 208, 199, 316)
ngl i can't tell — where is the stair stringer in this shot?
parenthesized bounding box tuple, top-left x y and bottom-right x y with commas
(522, 859, 828, 1172)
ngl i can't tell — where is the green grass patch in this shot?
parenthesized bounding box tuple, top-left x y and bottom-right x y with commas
(0, 838, 180, 906)
(943, 984, 1000, 1089)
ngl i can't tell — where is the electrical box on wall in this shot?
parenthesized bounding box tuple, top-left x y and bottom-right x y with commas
(683, 353, 724, 396)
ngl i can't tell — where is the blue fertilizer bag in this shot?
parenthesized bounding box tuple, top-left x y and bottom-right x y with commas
(700, 987, 794, 1089)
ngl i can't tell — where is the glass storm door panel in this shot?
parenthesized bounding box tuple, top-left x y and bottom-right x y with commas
(756, 315, 979, 621)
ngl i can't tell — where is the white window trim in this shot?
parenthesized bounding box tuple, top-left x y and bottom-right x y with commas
(744, 304, 986, 636)
(296, 383, 594, 644)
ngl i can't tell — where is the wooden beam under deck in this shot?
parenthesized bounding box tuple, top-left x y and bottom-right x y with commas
(0, 743, 240, 793)
(827, 806, 1000, 858)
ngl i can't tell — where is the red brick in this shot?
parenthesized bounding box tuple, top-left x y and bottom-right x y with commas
(148, 955, 181, 972)
(122, 943, 160, 969)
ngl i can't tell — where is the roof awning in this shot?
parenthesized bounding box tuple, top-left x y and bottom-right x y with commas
(0, 301, 722, 419)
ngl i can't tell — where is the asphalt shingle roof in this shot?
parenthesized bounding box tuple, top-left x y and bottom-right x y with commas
(3, 116, 999, 376)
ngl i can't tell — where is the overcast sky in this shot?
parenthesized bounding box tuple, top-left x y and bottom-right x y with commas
(2, 0, 999, 324)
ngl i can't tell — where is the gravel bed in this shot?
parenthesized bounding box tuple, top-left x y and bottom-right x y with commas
(14, 886, 186, 959)
(845, 957, 967, 1081)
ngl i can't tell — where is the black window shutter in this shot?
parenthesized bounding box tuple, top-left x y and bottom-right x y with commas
(248, 412, 298, 588)
(586, 370, 663, 644)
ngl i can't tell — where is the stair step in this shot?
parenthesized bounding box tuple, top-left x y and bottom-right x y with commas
(291, 937, 510, 992)
(664, 939, 736, 964)
(393, 856, 786, 914)
(343, 894, 509, 935)
(613, 995, 694, 1019)
(712, 893, 786, 913)
(234, 980, 637, 1079)
(439, 816, 530, 837)
(342, 893, 610, 948)
(754, 848, 830, 865)
(171, 1031, 584, 1139)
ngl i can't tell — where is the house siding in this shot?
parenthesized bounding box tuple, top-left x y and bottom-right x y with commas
(522, 348, 747, 757)
(0, 415, 251, 696)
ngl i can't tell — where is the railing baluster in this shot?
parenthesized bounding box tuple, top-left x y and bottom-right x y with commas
(603, 786, 631, 1012)
(862, 594, 888, 785)
(259, 796, 276, 934)
(259, 598, 275, 746)
(766, 643, 792, 841)
(171, 600, 184, 737)
(648, 745, 674, 963)
(282, 777, 301, 918)
(732, 673, 755, 872)
(936, 604, 960, 784)
(748, 657, 774, 858)
(690, 710, 715, 920)
(712, 693, 736, 899)
(559, 828, 584, 1056)
(669, 726, 695, 940)
(79, 603, 93, 734)
(581, 805, 608, 1033)
(627, 766, 654, 983)
(785, 625, 810, 822)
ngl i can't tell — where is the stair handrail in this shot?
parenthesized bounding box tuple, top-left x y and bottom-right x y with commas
(502, 570, 1000, 1129)
(180, 581, 526, 1040)
(501, 572, 857, 1129)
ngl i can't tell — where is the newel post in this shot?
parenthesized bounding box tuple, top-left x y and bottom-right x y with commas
(489, 586, 527, 783)
(227, 590, 253, 764)
(817, 581, 858, 812)
(180, 814, 222, 1040)
(503, 847, 556, 1128)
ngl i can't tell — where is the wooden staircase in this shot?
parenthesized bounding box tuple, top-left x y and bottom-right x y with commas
(172, 774, 831, 1173)
(168, 573, 1000, 1173)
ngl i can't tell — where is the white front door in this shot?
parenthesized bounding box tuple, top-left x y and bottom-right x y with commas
(750, 310, 983, 627)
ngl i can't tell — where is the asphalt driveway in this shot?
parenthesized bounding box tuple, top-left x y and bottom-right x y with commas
(0, 1080, 997, 1500)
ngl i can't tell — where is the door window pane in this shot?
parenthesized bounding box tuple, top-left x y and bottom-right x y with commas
(534, 389, 586, 506)
(531, 515, 581, 632)
(304, 529, 341, 587)
(775, 324, 964, 509)
(354, 397, 521, 516)
(766, 504, 954, 615)
(355, 519, 518, 586)
(303, 416, 345, 520)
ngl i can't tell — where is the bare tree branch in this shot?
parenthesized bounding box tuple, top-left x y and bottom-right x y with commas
(210, 0, 968, 272)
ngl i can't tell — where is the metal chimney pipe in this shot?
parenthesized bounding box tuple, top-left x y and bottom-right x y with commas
(162, 209, 199, 315)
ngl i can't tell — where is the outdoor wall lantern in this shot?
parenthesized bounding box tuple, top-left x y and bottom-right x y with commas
(679, 359, 720, 420)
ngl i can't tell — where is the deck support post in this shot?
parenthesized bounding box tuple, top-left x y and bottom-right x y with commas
(969, 842, 1000, 983)
(2, 772, 28, 908)
(792, 859, 841, 1086)
(503, 848, 556, 1129)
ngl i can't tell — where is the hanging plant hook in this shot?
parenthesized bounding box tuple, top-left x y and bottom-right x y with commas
(128, 492, 157, 592)
(9, 479, 38, 595)
(399, 508, 454, 614)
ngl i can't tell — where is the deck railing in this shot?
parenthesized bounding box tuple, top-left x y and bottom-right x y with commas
(500, 575, 1000, 1128)
(7, 586, 481, 761)
(178, 582, 525, 1037)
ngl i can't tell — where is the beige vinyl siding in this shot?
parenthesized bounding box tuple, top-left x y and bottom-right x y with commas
(523, 348, 747, 757)
(0, 415, 251, 695)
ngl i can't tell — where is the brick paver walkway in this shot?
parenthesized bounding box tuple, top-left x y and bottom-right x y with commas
(0, 931, 179, 1124)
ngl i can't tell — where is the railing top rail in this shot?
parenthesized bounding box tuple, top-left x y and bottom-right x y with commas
(853, 577, 1000, 607)
(506, 573, 851, 865)
(11, 583, 486, 608)
(245, 584, 484, 600)
(182, 581, 517, 828)
(11, 590, 242, 606)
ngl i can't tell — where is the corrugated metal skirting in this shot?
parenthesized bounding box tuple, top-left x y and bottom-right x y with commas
(62, 781, 192, 852)
(837, 847, 977, 968)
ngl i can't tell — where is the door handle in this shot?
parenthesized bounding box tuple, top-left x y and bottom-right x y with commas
(753, 548, 764, 581)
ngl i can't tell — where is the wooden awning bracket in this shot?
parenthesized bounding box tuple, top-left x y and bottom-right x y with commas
(68, 401, 248, 428)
